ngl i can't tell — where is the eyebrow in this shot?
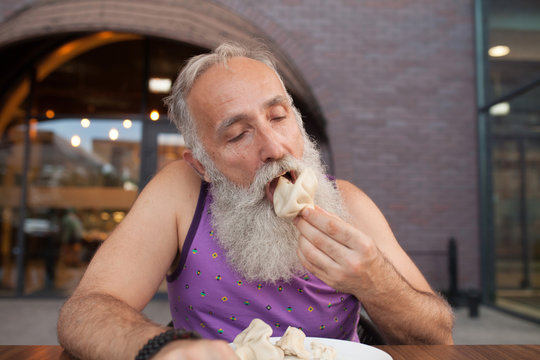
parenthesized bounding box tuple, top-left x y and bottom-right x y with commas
(216, 95, 290, 136)
(264, 95, 289, 109)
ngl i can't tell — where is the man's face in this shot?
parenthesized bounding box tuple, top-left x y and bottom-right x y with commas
(186, 57, 304, 188)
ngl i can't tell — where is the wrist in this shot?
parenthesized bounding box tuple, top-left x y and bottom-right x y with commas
(135, 329, 201, 360)
(355, 249, 395, 299)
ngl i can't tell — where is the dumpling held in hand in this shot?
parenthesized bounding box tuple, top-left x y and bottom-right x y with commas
(273, 167, 318, 219)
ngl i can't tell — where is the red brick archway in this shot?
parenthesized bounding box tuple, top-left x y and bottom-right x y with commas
(0, 0, 324, 131)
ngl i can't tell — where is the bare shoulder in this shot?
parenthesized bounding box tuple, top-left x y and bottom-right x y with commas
(334, 179, 434, 293)
(138, 160, 199, 209)
(145, 159, 201, 196)
(334, 179, 375, 214)
(335, 179, 366, 197)
(137, 159, 202, 241)
(334, 178, 397, 251)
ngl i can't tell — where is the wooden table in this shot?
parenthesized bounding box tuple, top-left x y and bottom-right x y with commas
(376, 345, 540, 359)
(1, 345, 539, 359)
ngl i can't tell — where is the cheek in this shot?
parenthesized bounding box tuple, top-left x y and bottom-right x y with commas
(217, 150, 258, 182)
(291, 128, 305, 158)
(225, 148, 251, 164)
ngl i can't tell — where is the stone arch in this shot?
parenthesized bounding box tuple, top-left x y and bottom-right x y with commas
(0, 0, 328, 146)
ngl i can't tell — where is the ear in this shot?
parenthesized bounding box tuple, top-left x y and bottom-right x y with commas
(183, 149, 210, 183)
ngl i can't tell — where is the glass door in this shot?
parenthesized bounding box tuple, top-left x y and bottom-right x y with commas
(493, 136, 540, 318)
(525, 140, 540, 290)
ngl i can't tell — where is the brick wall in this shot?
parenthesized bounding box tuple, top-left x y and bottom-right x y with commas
(0, 0, 479, 290)
(217, 0, 480, 291)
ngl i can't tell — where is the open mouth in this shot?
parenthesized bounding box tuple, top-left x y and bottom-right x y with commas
(265, 170, 297, 203)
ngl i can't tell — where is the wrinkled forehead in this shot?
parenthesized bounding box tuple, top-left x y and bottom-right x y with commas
(189, 56, 286, 98)
(186, 57, 289, 128)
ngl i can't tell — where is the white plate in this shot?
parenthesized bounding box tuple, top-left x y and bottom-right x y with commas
(232, 337, 392, 360)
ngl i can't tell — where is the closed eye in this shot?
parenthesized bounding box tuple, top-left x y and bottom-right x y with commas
(229, 131, 247, 143)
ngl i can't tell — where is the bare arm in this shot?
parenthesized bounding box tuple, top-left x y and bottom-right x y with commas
(295, 180, 454, 344)
(59, 292, 236, 360)
(58, 292, 167, 359)
(57, 161, 239, 359)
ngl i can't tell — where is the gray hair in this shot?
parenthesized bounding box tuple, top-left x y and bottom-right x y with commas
(164, 41, 295, 160)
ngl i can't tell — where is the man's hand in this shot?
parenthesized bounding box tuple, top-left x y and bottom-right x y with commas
(154, 339, 239, 360)
(294, 196, 454, 345)
(294, 206, 381, 297)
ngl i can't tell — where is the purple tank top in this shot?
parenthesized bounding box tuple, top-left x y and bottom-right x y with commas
(167, 182, 360, 342)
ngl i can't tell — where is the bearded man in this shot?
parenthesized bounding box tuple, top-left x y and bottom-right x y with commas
(58, 42, 454, 360)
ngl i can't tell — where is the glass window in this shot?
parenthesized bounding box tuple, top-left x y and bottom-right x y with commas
(493, 136, 540, 315)
(0, 34, 206, 296)
(525, 140, 540, 291)
(488, 77, 540, 319)
(491, 86, 540, 135)
(147, 39, 204, 121)
(157, 133, 185, 171)
(486, 0, 540, 102)
(482, 1, 540, 320)
(21, 117, 141, 294)
(34, 40, 144, 118)
(0, 113, 23, 296)
(492, 139, 522, 289)
(0, 32, 327, 297)
(0, 35, 151, 295)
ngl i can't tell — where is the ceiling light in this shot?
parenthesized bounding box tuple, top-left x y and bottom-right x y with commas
(150, 110, 160, 121)
(123, 119, 132, 128)
(112, 211, 125, 223)
(109, 128, 119, 141)
(81, 118, 90, 128)
(488, 45, 510, 57)
(71, 135, 81, 147)
(149, 78, 172, 93)
(489, 102, 510, 116)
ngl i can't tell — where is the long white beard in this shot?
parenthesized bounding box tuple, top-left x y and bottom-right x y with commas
(200, 135, 347, 283)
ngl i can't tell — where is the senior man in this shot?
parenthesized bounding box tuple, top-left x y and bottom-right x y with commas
(58, 42, 454, 359)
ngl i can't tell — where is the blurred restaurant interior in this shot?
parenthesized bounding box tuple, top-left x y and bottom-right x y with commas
(0, 35, 202, 297)
(0, 32, 326, 298)
(0, 0, 539, 324)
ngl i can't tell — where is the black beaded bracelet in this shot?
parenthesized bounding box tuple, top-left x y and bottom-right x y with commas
(135, 329, 201, 360)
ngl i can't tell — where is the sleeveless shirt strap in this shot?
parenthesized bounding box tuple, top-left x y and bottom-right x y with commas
(326, 174, 337, 189)
(166, 181, 209, 282)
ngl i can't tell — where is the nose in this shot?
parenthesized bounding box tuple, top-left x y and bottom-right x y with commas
(258, 127, 285, 163)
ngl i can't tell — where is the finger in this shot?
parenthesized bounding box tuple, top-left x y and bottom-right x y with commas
(296, 239, 333, 285)
(296, 218, 348, 263)
(296, 243, 321, 275)
(297, 233, 344, 277)
(300, 206, 358, 249)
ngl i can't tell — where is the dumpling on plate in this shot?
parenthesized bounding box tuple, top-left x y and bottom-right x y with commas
(310, 340, 337, 360)
(275, 326, 310, 360)
(233, 318, 284, 360)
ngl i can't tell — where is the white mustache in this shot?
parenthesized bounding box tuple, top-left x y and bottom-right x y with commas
(249, 154, 302, 193)
(206, 134, 347, 283)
